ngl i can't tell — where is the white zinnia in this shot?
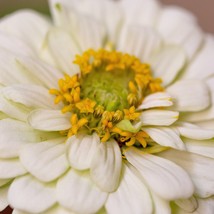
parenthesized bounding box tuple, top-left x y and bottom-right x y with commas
(0, 0, 214, 214)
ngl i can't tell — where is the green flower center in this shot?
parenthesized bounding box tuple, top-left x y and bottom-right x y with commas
(81, 65, 134, 111)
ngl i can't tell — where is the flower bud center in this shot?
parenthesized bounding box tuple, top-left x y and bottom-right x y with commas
(50, 49, 163, 148)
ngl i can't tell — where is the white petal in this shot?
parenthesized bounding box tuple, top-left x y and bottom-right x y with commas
(0, 93, 29, 121)
(105, 163, 153, 214)
(121, 0, 161, 27)
(0, 118, 43, 158)
(0, 159, 26, 179)
(159, 149, 214, 198)
(138, 92, 173, 110)
(167, 80, 210, 112)
(8, 175, 56, 213)
(28, 109, 71, 131)
(182, 104, 214, 123)
(49, 0, 81, 29)
(1, 84, 58, 109)
(157, 7, 196, 35)
(143, 127, 186, 150)
(184, 76, 214, 123)
(173, 197, 214, 214)
(157, 6, 202, 59)
(183, 35, 214, 79)
(91, 139, 122, 192)
(13, 205, 73, 214)
(194, 197, 214, 214)
(47, 28, 80, 75)
(70, 13, 106, 51)
(140, 110, 179, 126)
(118, 26, 162, 62)
(0, 10, 51, 52)
(12, 210, 25, 214)
(178, 25, 203, 60)
(0, 31, 35, 56)
(102, 0, 123, 43)
(50, 0, 103, 21)
(50, 5, 106, 51)
(44, 206, 73, 214)
(0, 48, 62, 88)
(176, 121, 206, 129)
(194, 118, 214, 129)
(42, 205, 74, 214)
(0, 49, 37, 86)
(183, 138, 214, 159)
(15, 56, 63, 89)
(142, 92, 172, 102)
(183, 113, 214, 125)
(125, 148, 194, 200)
(178, 126, 214, 140)
(149, 45, 186, 86)
(151, 191, 171, 214)
(20, 138, 69, 182)
(57, 170, 108, 214)
(0, 185, 9, 212)
(39, 39, 58, 68)
(196, 120, 214, 129)
(183, 77, 214, 122)
(48, 0, 72, 27)
(175, 196, 198, 213)
(49, 0, 119, 42)
(67, 133, 100, 170)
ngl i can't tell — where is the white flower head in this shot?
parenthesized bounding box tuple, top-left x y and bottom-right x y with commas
(0, 0, 214, 213)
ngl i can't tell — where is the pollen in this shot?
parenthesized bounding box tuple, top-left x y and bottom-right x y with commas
(68, 114, 88, 137)
(49, 49, 163, 149)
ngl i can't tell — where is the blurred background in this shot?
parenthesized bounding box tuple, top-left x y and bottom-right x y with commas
(0, 0, 213, 214)
(0, 0, 214, 33)
(161, 0, 214, 33)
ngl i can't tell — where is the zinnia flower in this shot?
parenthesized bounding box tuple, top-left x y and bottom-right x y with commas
(0, 0, 214, 213)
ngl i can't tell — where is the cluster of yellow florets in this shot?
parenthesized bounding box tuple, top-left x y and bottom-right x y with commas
(50, 49, 163, 146)
(74, 49, 163, 105)
(49, 74, 81, 113)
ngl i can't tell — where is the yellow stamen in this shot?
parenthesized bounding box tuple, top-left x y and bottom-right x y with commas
(101, 130, 110, 142)
(78, 118, 88, 127)
(113, 110, 123, 122)
(127, 93, 138, 106)
(71, 114, 78, 125)
(111, 127, 123, 135)
(73, 87, 81, 103)
(49, 89, 60, 95)
(68, 114, 88, 137)
(63, 93, 73, 103)
(149, 78, 163, 93)
(124, 106, 140, 121)
(129, 81, 138, 94)
(94, 105, 105, 117)
(126, 137, 136, 146)
(136, 132, 148, 148)
(61, 105, 73, 113)
(76, 98, 96, 114)
(102, 111, 114, 121)
(54, 95, 64, 104)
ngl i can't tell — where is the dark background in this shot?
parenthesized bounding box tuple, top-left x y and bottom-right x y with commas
(0, 0, 213, 214)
